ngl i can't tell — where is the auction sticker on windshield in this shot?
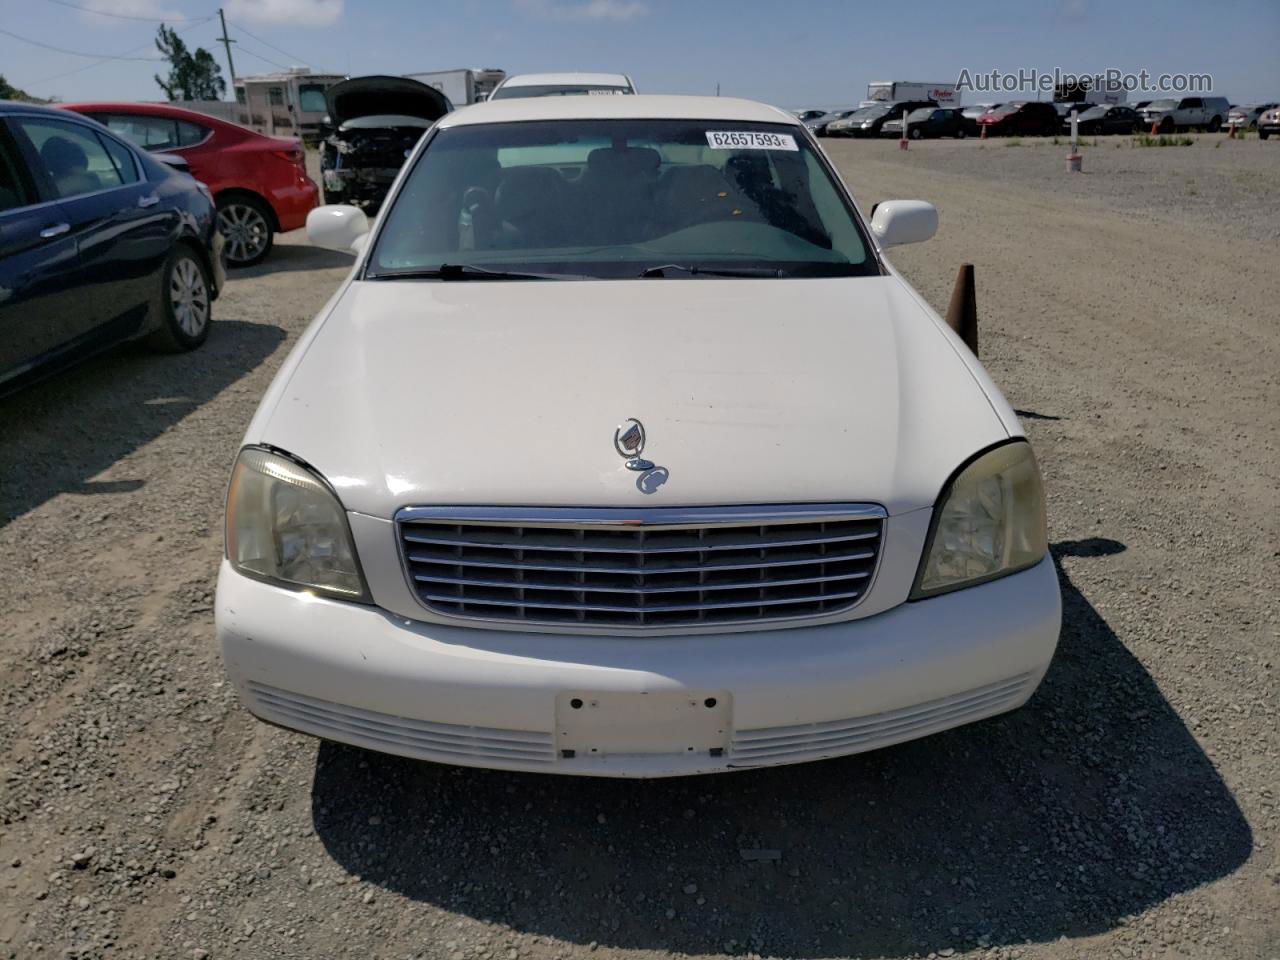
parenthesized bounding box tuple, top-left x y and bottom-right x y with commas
(705, 130, 798, 150)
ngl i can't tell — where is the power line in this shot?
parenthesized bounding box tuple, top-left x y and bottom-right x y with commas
(41, 0, 211, 21)
(0, 25, 164, 59)
(227, 20, 308, 68)
(24, 14, 216, 88)
(233, 43, 291, 71)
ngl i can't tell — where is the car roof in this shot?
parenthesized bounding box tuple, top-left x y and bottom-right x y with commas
(0, 99, 78, 118)
(438, 94, 798, 128)
(499, 72, 632, 88)
(61, 101, 233, 126)
(60, 101, 293, 141)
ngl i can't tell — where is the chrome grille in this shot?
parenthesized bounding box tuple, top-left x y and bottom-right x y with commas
(396, 505, 884, 628)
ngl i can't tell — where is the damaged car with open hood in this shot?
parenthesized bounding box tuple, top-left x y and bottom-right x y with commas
(219, 95, 1061, 778)
(319, 75, 451, 210)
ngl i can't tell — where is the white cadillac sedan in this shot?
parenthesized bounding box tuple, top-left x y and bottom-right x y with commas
(217, 95, 1061, 777)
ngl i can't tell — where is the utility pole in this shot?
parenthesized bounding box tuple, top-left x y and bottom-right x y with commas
(217, 8, 237, 85)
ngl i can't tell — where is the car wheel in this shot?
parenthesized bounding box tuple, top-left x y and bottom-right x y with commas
(909, 127, 922, 140)
(147, 246, 212, 353)
(955, 127, 967, 139)
(1208, 116, 1221, 133)
(1159, 117, 1174, 133)
(217, 195, 274, 267)
(1260, 130, 1270, 140)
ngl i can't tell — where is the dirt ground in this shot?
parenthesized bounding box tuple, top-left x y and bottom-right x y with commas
(1, 136, 1277, 960)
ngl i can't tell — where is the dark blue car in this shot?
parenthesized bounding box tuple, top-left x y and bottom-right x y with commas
(0, 100, 225, 395)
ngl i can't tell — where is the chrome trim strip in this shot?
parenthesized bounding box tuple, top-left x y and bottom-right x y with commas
(405, 547, 878, 576)
(420, 588, 866, 615)
(395, 503, 886, 530)
(413, 568, 871, 594)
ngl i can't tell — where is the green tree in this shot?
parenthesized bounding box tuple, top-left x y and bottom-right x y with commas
(0, 74, 42, 103)
(154, 24, 226, 101)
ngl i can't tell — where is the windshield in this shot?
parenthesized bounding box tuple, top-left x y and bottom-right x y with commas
(907, 108, 935, 122)
(368, 119, 876, 281)
(298, 83, 328, 113)
(1147, 99, 1176, 109)
(491, 84, 632, 99)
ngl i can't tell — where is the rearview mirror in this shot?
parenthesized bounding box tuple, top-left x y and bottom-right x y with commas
(869, 200, 937, 247)
(307, 204, 370, 255)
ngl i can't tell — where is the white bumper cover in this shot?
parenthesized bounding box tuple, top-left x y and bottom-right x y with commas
(217, 551, 1061, 778)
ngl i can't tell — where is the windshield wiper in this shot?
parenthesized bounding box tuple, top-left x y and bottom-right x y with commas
(367, 263, 594, 281)
(639, 263, 789, 279)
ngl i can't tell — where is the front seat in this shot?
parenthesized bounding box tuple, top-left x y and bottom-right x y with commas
(494, 167, 572, 248)
(578, 146, 660, 244)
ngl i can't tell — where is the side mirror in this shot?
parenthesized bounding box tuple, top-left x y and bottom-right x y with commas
(869, 200, 937, 247)
(307, 204, 369, 255)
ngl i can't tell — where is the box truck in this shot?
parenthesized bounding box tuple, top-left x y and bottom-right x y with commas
(866, 81, 960, 106)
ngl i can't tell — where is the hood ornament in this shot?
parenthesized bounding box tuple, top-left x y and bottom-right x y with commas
(614, 418, 654, 472)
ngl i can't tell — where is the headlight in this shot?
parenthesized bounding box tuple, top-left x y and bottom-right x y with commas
(911, 441, 1047, 599)
(225, 446, 369, 601)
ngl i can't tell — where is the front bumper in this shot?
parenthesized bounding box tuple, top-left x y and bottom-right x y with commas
(217, 552, 1061, 778)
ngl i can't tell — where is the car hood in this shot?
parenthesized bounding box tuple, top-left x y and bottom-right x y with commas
(324, 75, 451, 126)
(251, 277, 1012, 518)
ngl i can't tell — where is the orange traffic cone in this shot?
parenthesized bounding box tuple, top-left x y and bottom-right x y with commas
(980, 124, 988, 140)
(1228, 124, 1236, 139)
(1150, 121, 1158, 135)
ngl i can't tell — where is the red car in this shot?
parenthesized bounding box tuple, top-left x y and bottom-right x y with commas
(62, 101, 318, 266)
(974, 101, 1061, 137)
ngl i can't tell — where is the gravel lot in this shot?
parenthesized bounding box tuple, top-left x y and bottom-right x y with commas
(1, 136, 1277, 960)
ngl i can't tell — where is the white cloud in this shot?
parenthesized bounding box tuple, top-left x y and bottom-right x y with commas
(75, 0, 186, 22)
(1058, 0, 1088, 22)
(223, 0, 343, 27)
(515, 0, 649, 22)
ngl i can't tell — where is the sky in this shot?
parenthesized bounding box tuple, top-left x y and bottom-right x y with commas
(2, 0, 1278, 108)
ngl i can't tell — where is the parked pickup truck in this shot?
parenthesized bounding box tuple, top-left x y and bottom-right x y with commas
(1138, 97, 1231, 133)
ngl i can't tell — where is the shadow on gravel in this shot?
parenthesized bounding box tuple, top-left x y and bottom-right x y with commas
(233, 242, 354, 279)
(0, 320, 285, 527)
(311, 537, 1251, 957)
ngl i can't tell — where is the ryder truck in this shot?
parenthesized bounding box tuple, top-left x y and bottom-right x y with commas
(866, 81, 960, 106)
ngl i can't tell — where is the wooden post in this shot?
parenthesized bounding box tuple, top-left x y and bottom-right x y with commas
(945, 263, 978, 355)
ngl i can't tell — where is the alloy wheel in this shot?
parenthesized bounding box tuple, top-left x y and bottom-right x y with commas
(217, 202, 270, 264)
(169, 256, 209, 337)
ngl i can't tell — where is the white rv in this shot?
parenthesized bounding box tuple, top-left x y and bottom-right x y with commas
(402, 68, 506, 106)
(234, 68, 346, 142)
